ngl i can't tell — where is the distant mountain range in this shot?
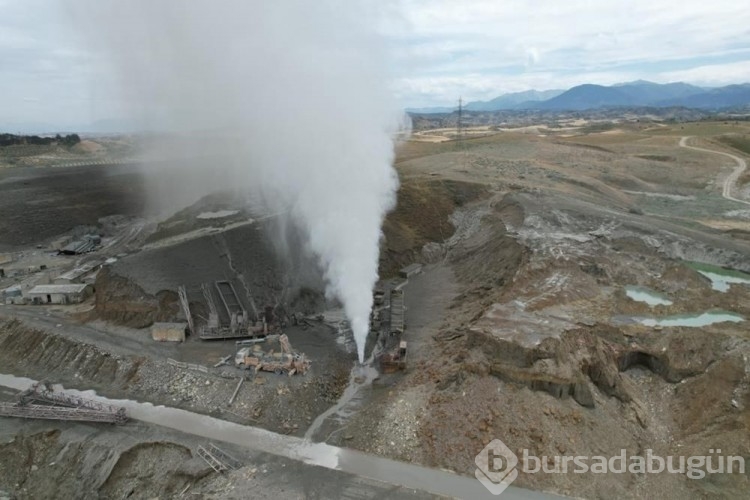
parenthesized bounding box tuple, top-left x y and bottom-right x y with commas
(407, 80, 750, 113)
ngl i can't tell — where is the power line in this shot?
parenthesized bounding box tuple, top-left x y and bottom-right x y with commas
(457, 96, 463, 140)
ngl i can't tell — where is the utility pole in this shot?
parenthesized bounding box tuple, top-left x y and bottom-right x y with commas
(457, 97, 463, 140)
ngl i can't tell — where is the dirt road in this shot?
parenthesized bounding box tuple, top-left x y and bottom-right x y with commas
(679, 136, 750, 206)
(0, 373, 558, 500)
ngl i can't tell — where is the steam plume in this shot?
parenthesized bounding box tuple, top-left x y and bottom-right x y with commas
(71, 1, 404, 362)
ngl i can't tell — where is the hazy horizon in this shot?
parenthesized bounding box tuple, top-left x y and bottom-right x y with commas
(2, 0, 750, 129)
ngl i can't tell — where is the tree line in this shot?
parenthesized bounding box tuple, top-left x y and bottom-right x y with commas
(0, 133, 81, 147)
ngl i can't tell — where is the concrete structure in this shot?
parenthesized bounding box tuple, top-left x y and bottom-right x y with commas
(26, 284, 93, 304)
(151, 322, 187, 342)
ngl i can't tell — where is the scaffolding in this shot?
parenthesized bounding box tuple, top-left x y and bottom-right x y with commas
(197, 443, 241, 473)
(0, 381, 128, 425)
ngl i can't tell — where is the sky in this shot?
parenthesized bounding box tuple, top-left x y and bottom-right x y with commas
(1, 0, 750, 129)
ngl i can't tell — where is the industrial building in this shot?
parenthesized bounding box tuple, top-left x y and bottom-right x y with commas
(26, 284, 93, 304)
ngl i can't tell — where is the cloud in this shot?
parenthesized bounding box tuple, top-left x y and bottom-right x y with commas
(389, 0, 750, 105)
(659, 61, 750, 87)
(2, 0, 750, 122)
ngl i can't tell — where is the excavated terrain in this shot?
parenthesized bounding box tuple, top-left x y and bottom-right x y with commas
(2, 121, 750, 499)
(0, 319, 351, 437)
(325, 123, 750, 498)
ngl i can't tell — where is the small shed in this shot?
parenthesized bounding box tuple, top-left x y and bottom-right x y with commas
(151, 322, 187, 342)
(26, 284, 93, 304)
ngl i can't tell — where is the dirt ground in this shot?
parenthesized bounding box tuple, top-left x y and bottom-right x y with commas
(0, 164, 147, 250)
(2, 118, 750, 498)
(334, 120, 750, 498)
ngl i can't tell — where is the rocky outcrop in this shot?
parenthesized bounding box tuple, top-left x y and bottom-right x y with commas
(436, 323, 728, 409)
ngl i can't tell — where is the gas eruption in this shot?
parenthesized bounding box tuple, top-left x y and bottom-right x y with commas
(71, 1, 405, 362)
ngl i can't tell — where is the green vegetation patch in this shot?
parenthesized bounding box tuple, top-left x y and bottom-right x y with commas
(717, 134, 750, 155)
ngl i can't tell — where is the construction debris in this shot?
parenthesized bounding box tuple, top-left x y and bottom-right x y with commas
(234, 334, 310, 376)
(197, 443, 242, 473)
(0, 381, 128, 425)
(214, 355, 233, 368)
(380, 340, 408, 373)
(228, 377, 244, 406)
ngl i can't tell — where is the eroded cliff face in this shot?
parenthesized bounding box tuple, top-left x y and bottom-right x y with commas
(335, 189, 750, 499)
(94, 266, 178, 328)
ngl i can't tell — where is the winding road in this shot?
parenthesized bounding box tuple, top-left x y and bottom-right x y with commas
(679, 136, 750, 206)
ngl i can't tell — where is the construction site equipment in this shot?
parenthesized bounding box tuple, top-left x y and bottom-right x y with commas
(197, 443, 241, 473)
(377, 289, 408, 372)
(199, 280, 270, 340)
(380, 340, 407, 373)
(178, 285, 195, 335)
(234, 334, 310, 376)
(215, 280, 248, 330)
(0, 382, 128, 425)
(202, 283, 220, 329)
(389, 289, 405, 335)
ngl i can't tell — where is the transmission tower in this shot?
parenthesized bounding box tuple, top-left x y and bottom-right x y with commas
(457, 97, 463, 140)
